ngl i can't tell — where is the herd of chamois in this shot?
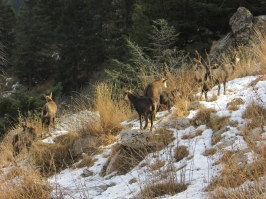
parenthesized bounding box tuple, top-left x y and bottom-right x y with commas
(11, 55, 239, 155)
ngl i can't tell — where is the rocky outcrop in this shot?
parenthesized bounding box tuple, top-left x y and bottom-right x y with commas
(159, 118, 191, 130)
(229, 7, 253, 46)
(72, 136, 98, 157)
(119, 129, 151, 149)
(209, 7, 266, 64)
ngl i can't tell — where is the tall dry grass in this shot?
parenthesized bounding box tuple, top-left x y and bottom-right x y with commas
(208, 99, 266, 198)
(0, 166, 51, 199)
(94, 82, 132, 134)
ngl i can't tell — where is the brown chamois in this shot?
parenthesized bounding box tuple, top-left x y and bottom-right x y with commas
(124, 91, 156, 131)
(207, 57, 239, 96)
(143, 78, 167, 118)
(12, 124, 37, 157)
(193, 57, 239, 100)
(158, 89, 180, 112)
(41, 92, 57, 137)
(192, 58, 210, 100)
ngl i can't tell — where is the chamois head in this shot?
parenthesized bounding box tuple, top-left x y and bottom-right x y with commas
(192, 58, 205, 71)
(43, 92, 53, 102)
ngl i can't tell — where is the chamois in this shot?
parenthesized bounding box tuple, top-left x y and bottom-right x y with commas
(124, 91, 156, 131)
(12, 124, 37, 156)
(192, 58, 210, 100)
(158, 89, 180, 112)
(193, 57, 239, 100)
(207, 57, 239, 98)
(41, 92, 57, 137)
(143, 78, 167, 118)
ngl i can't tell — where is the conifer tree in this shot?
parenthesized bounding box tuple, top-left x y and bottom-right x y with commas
(13, 0, 53, 90)
(0, 0, 16, 72)
(55, 0, 104, 93)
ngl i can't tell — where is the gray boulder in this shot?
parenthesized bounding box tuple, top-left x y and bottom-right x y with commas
(72, 136, 97, 157)
(119, 129, 151, 149)
(209, 7, 266, 65)
(229, 7, 253, 45)
(159, 118, 191, 130)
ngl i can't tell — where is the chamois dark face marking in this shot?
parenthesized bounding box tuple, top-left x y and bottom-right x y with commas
(41, 92, 57, 138)
(124, 90, 156, 131)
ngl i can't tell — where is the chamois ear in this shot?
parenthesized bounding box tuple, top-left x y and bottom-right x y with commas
(50, 92, 53, 98)
(43, 94, 46, 98)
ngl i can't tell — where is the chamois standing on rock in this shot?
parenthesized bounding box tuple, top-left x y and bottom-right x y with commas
(124, 91, 156, 131)
(41, 92, 57, 137)
(12, 124, 37, 157)
(143, 78, 167, 118)
(193, 57, 239, 100)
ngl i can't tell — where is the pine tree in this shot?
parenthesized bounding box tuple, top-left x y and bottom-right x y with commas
(1, 0, 17, 73)
(55, 0, 105, 93)
(13, 0, 53, 90)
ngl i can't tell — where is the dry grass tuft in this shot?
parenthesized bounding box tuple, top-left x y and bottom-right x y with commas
(137, 180, 188, 199)
(101, 143, 148, 176)
(0, 168, 51, 199)
(94, 82, 131, 133)
(72, 155, 95, 169)
(172, 99, 190, 118)
(208, 146, 266, 196)
(174, 145, 189, 162)
(209, 115, 230, 133)
(242, 101, 266, 129)
(182, 129, 203, 139)
(208, 93, 218, 102)
(203, 148, 217, 156)
(191, 107, 217, 126)
(227, 98, 245, 111)
(208, 181, 266, 199)
(101, 128, 174, 176)
(32, 132, 79, 177)
(165, 66, 197, 102)
(149, 128, 175, 151)
(149, 160, 165, 171)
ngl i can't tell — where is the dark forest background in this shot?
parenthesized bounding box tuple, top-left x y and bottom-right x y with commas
(0, 0, 266, 134)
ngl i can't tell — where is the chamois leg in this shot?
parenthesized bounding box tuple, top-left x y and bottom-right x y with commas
(217, 84, 221, 96)
(48, 118, 52, 136)
(223, 81, 226, 95)
(149, 113, 153, 131)
(200, 91, 203, 100)
(52, 116, 56, 128)
(144, 113, 149, 130)
(139, 113, 143, 129)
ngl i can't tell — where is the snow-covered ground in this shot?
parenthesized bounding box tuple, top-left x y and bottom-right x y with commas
(42, 75, 266, 199)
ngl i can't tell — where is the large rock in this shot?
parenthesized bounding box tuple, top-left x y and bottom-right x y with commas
(229, 7, 253, 45)
(72, 136, 98, 156)
(56, 110, 100, 132)
(119, 129, 152, 149)
(209, 7, 266, 65)
(159, 118, 191, 130)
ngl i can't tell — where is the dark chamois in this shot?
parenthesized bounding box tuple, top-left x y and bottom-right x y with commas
(124, 91, 156, 131)
(12, 124, 37, 157)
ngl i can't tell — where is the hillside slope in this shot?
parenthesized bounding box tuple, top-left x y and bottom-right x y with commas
(40, 75, 266, 198)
